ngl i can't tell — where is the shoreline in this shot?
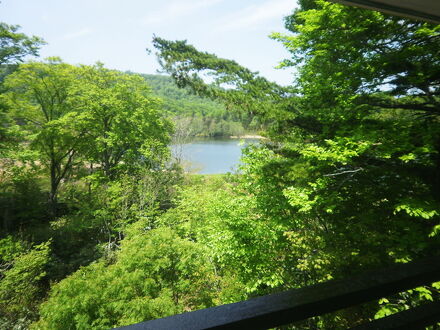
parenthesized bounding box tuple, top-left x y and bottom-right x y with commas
(229, 134, 265, 139)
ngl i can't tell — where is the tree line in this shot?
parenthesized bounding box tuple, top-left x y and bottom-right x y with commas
(141, 73, 265, 137)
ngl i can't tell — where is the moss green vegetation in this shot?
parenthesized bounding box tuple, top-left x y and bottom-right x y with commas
(1, 2, 440, 329)
(140, 73, 264, 138)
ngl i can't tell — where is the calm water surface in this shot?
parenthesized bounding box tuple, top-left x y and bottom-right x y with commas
(172, 138, 259, 174)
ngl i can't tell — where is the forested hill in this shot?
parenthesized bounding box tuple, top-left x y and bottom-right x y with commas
(141, 73, 220, 111)
(138, 73, 263, 137)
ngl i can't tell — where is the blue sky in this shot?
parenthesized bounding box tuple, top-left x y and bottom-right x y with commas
(1, 0, 297, 85)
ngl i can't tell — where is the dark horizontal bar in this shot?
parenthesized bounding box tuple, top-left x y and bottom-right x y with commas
(351, 300, 440, 329)
(117, 256, 440, 330)
(329, 0, 440, 24)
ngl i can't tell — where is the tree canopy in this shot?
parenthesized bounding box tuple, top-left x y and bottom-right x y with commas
(72, 65, 172, 179)
(2, 58, 84, 217)
(1, 2, 439, 329)
(151, 2, 440, 325)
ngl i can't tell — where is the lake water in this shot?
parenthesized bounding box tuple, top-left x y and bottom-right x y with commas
(171, 138, 259, 174)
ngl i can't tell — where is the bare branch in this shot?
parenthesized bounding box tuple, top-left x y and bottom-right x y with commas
(324, 168, 363, 177)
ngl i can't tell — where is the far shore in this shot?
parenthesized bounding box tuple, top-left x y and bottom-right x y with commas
(229, 134, 266, 139)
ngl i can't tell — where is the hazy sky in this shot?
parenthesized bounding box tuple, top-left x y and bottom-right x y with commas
(1, 0, 297, 85)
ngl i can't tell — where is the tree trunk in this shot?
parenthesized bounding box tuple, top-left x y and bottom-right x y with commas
(49, 161, 58, 220)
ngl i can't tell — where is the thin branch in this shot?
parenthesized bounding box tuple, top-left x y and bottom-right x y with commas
(324, 168, 363, 177)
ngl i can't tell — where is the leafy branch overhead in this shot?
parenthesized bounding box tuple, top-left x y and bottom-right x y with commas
(272, 0, 440, 117)
(152, 36, 294, 119)
(0, 23, 45, 66)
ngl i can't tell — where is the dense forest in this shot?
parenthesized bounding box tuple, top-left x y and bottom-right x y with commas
(1, 0, 439, 329)
(140, 73, 264, 138)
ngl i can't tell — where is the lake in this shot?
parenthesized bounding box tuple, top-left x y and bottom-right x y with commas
(171, 138, 260, 174)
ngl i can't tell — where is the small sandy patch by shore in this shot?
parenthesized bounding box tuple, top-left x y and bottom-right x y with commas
(230, 135, 266, 139)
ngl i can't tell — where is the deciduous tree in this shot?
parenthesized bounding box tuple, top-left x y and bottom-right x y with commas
(72, 65, 172, 179)
(3, 59, 85, 217)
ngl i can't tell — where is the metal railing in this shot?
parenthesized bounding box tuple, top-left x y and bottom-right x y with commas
(118, 256, 440, 329)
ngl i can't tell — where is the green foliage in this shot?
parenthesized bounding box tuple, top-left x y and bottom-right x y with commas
(2, 60, 173, 219)
(152, 2, 440, 327)
(35, 227, 217, 329)
(0, 55, 179, 327)
(158, 175, 281, 293)
(52, 166, 182, 249)
(2, 58, 86, 216)
(0, 22, 44, 159)
(0, 22, 45, 66)
(1, 2, 439, 328)
(140, 73, 257, 137)
(72, 66, 172, 178)
(0, 236, 26, 263)
(272, 0, 440, 120)
(151, 37, 293, 133)
(375, 284, 438, 320)
(0, 241, 50, 328)
(0, 148, 50, 235)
